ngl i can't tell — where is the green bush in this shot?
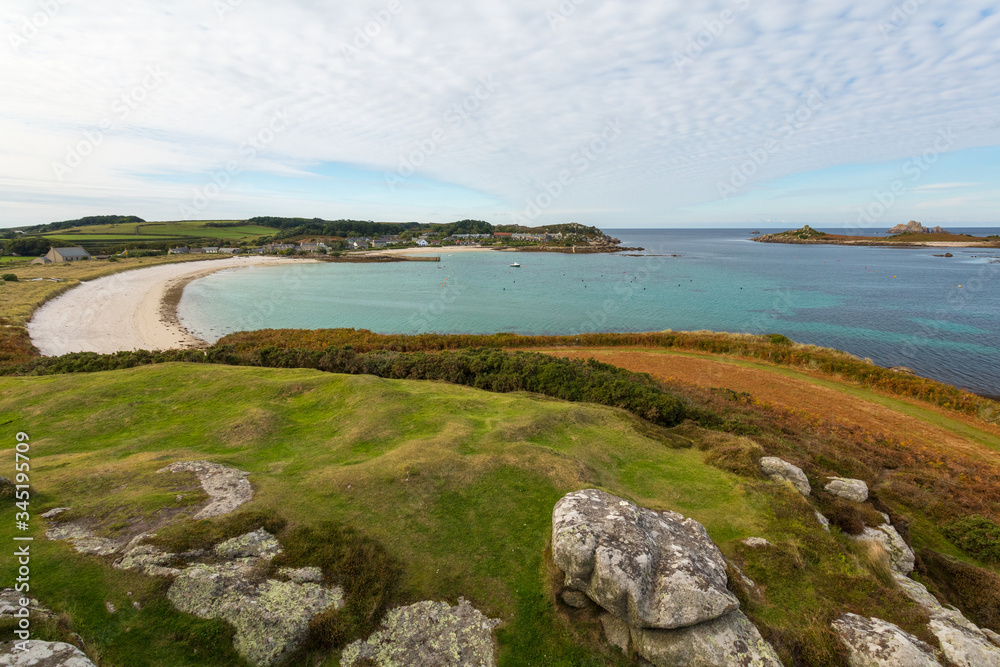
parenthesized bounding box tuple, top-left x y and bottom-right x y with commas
(1, 273, 17, 282)
(943, 515, 1000, 563)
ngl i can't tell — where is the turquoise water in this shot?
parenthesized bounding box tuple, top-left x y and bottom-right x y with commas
(178, 229, 1000, 396)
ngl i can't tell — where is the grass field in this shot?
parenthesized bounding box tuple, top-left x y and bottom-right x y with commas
(0, 363, 959, 666)
(38, 220, 277, 244)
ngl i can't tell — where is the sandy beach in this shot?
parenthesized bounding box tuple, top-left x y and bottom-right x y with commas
(28, 256, 301, 356)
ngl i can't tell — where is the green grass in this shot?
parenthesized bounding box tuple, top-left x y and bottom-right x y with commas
(0, 363, 952, 665)
(40, 221, 276, 243)
(0, 256, 30, 263)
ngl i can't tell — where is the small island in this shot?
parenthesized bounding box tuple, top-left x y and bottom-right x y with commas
(753, 221, 1000, 248)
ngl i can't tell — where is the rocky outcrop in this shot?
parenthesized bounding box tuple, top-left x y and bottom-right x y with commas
(552, 489, 738, 630)
(0, 590, 54, 621)
(168, 556, 344, 667)
(824, 477, 869, 502)
(157, 460, 253, 519)
(831, 613, 942, 666)
(214, 528, 283, 560)
(853, 523, 915, 574)
(44, 523, 122, 556)
(552, 489, 780, 666)
(341, 598, 501, 667)
(603, 610, 783, 667)
(0, 641, 96, 666)
(894, 574, 1000, 666)
(760, 457, 811, 496)
(113, 543, 182, 577)
(887, 221, 946, 235)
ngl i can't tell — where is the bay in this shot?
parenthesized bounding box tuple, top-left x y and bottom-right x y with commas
(178, 228, 1000, 396)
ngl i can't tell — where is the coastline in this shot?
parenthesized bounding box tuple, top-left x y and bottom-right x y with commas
(28, 256, 312, 356)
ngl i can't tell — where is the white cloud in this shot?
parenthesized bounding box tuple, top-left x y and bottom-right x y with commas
(1, 0, 999, 226)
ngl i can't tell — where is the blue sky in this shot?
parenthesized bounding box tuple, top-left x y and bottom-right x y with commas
(2, 0, 999, 228)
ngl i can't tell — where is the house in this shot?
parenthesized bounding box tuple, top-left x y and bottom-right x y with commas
(246, 247, 264, 254)
(168, 246, 189, 255)
(493, 232, 512, 238)
(188, 247, 206, 254)
(202, 247, 220, 254)
(298, 242, 329, 252)
(344, 237, 371, 249)
(218, 247, 239, 254)
(416, 239, 429, 246)
(30, 247, 91, 264)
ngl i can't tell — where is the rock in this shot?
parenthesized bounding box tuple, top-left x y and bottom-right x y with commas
(167, 561, 344, 666)
(610, 610, 782, 667)
(278, 567, 323, 584)
(600, 613, 632, 654)
(113, 544, 182, 577)
(214, 529, 283, 560)
(0, 590, 53, 620)
(44, 523, 122, 556)
(760, 457, 811, 496)
(741, 537, 772, 548)
(984, 628, 1000, 648)
(341, 598, 501, 667)
(0, 641, 96, 666)
(560, 590, 591, 609)
(39, 508, 70, 519)
(815, 511, 831, 531)
(887, 220, 937, 234)
(894, 573, 1000, 666)
(104, 601, 116, 614)
(853, 525, 915, 574)
(831, 613, 942, 666)
(552, 489, 738, 630)
(157, 460, 253, 519)
(824, 477, 869, 503)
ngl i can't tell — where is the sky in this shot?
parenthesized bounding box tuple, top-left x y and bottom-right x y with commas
(2, 0, 999, 229)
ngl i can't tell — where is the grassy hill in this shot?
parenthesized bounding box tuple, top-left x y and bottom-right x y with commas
(34, 220, 277, 250)
(3, 357, 1000, 665)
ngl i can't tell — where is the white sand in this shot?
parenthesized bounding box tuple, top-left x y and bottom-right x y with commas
(28, 256, 297, 356)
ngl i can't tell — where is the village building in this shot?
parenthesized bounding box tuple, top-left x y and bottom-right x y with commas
(30, 247, 91, 264)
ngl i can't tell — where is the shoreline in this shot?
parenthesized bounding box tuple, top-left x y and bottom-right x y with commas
(28, 256, 313, 356)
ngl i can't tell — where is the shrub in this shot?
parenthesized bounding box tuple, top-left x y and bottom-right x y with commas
(943, 515, 1000, 563)
(1, 273, 17, 282)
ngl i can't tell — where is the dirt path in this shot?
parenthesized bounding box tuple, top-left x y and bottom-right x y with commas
(537, 347, 1000, 462)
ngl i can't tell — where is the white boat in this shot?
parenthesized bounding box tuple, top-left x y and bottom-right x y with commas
(509, 262, 521, 267)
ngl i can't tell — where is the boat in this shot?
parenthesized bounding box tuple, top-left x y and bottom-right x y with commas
(509, 262, 521, 267)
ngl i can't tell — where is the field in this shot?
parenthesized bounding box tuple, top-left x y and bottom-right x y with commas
(1, 362, 971, 666)
(33, 220, 278, 249)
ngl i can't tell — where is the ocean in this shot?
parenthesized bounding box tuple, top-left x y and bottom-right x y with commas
(178, 228, 1000, 397)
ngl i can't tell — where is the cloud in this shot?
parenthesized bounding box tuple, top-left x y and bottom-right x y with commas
(1, 0, 999, 226)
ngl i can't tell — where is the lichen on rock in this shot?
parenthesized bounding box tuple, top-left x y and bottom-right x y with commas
(552, 488, 738, 630)
(831, 613, 943, 667)
(167, 559, 344, 667)
(0, 640, 96, 666)
(157, 460, 253, 519)
(760, 457, 811, 496)
(341, 598, 501, 667)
